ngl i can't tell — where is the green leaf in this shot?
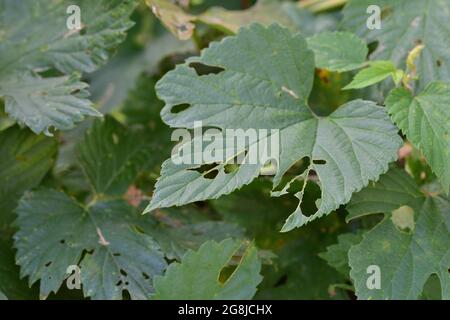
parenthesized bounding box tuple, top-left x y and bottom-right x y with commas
(0, 0, 136, 134)
(152, 239, 262, 300)
(342, 0, 450, 90)
(14, 189, 166, 299)
(255, 215, 349, 300)
(77, 116, 164, 196)
(0, 73, 100, 135)
(346, 167, 423, 222)
(147, 24, 402, 230)
(306, 31, 368, 72)
(385, 82, 450, 193)
(343, 61, 403, 90)
(0, 126, 57, 231)
(349, 196, 450, 300)
(319, 232, 363, 277)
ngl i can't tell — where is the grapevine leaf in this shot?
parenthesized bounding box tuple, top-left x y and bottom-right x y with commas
(152, 239, 262, 300)
(319, 232, 363, 277)
(0, 0, 137, 134)
(147, 24, 402, 230)
(0, 126, 57, 231)
(385, 82, 450, 193)
(342, 0, 450, 90)
(306, 31, 368, 72)
(77, 116, 164, 196)
(343, 61, 404, 90)
(14, 189, 166, 299)
(349, 196, 450, 300)
(346, 167, 423, 222)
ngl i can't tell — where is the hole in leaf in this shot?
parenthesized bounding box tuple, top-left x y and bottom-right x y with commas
(219, 265, 238, 284)
(45, 261, 52, 267)
(204, 170, 219, 179)
(299, 177, 322, 217)
(116, 280, 123, 286)
(171, 103, 191, 114)
(189, 163, 220, 179)
(59, 239, 65, 244)
(142, 272, 150, 280)
(120, 269, 128, 277)
(189, 62, 225, 76)
(113, 253, 121, 257)
(437, 59, 442, 67)
(312, 159, 326, 165)
(224, 163, 239, 174)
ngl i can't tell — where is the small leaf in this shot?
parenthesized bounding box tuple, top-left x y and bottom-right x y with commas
(343, 61, 403, 90)
(319, 232, 363, 277)
(0, 73, 101, 135)
(152, 239, 262, 300)
(306, 31, 368, 72)
(385, 82, 450, 193)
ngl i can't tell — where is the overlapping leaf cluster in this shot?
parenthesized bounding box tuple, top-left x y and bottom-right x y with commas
(0, 0, 448, 300)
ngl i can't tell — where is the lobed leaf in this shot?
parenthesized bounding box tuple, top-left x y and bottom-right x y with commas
(385, 82, 450, 193)
(14, 189, 167, 299)
(152, 239, 262, 300)
(148, 24, 402, 231)
(0, 0, 137, 134)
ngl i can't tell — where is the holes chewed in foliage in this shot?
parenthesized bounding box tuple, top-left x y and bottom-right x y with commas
(188, 62, 225, 76)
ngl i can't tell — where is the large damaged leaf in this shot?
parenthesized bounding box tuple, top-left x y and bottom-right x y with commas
(147, 24, 402, 231)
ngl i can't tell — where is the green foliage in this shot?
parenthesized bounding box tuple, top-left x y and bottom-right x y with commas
(148, 24, 402, 234)
(342, 0, 450, 90)
(346, 168, 450, 299)
(14, 189, 167, 299)
(386, 82, 450, 192)
(0, 0, 449, 301)
(343, 61, 404, 90)
(306, 31, 368, 72)
(153, 239, 262, 300)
